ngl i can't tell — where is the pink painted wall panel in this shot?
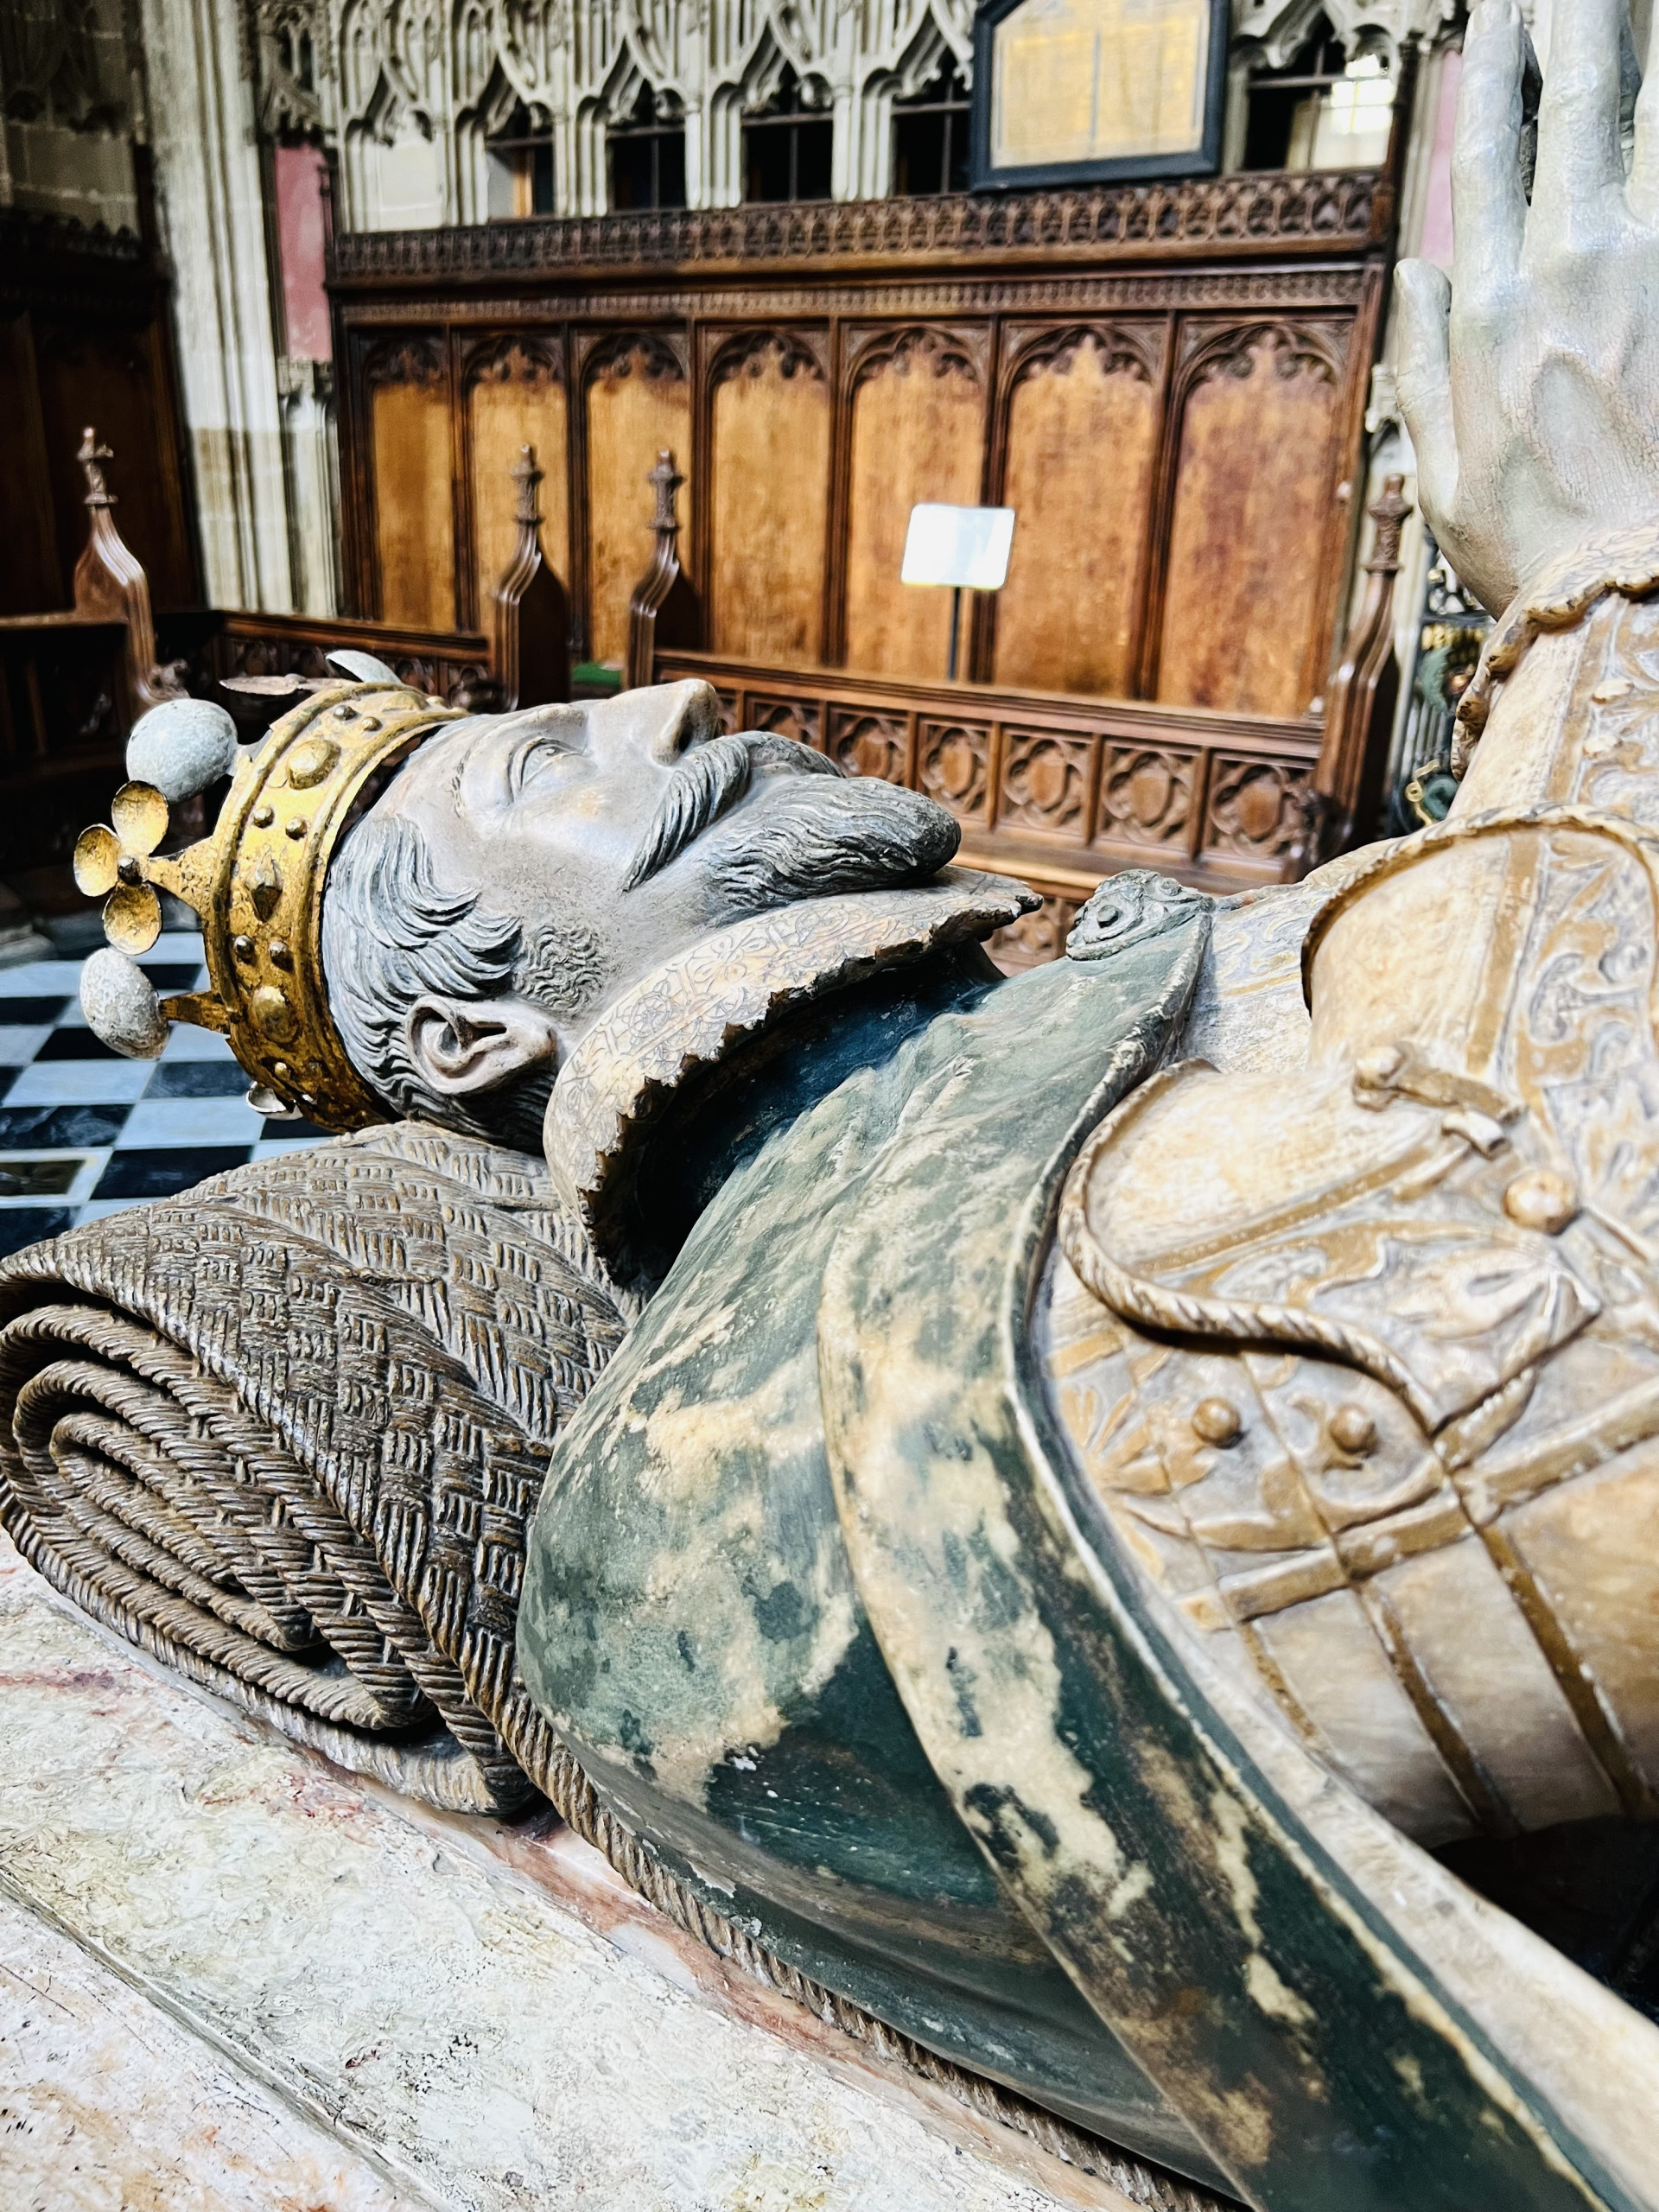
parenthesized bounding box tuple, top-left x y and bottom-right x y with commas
(274, 143, 332, 361)
(1416, 48, 1460, 274)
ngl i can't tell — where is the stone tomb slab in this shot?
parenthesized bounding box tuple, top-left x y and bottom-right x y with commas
(0, 1535, 1152, 2212)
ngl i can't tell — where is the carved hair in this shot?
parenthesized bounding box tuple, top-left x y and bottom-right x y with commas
(321, 810, 595, 1148)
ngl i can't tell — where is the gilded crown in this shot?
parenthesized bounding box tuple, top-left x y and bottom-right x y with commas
(74, 654, 464, 1129)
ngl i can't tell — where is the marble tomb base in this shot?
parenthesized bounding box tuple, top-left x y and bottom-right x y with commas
(0, 1531, 1160, 2212)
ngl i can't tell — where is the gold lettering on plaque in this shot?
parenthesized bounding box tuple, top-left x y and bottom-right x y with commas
(991, 0, 1211, 170)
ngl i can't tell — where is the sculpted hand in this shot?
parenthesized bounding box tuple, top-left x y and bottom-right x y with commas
(1396, 0, 1659, 615)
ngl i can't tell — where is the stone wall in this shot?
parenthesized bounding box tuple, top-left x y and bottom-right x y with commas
(0, 0, 142, 230)
(0, 1, 1465, 624)
(252, 0, 1459, 230)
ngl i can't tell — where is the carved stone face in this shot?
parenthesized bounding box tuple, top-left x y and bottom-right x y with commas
(327, 677, 960, 1131)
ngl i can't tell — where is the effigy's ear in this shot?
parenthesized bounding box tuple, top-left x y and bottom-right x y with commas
(405, 994, 560, 1100)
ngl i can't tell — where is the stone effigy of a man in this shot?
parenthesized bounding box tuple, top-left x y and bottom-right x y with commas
(19, 4, 1659, 2203)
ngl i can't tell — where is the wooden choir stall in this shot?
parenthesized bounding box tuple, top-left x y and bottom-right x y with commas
(328, 169, 1402, 961)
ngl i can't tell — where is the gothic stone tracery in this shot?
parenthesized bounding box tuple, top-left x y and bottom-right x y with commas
(249, 0, 1459, 227)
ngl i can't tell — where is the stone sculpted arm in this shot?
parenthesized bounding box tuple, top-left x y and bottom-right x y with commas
(1396, 0, 1659, 616)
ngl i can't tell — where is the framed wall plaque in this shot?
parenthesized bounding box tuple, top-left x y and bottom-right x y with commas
(970, 0, 1229, 191)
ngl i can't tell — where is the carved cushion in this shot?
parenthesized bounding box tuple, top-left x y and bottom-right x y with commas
(0, 1122, 628, 1813)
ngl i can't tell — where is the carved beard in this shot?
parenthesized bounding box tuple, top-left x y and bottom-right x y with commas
(698, 771, 961, 914)
(622, 732, 842, 891)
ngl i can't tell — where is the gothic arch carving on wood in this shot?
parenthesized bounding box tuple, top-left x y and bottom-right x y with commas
(582, 330, 689, 388)
(363, 333, 448, 387)
(1148, 317, 1354, 718)
(1176, 320, 1347, 402)
(461, 333, 565, 390)
(846, 321, 984, 396)
(1003, 322, 1161, 394)
(707, 329, 828, 389)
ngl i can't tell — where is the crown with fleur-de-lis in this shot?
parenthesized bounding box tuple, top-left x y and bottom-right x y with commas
(75, 653, 464, 1128)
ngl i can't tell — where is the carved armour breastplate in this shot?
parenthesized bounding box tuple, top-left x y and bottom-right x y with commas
(1041, 807, 1659, 1847)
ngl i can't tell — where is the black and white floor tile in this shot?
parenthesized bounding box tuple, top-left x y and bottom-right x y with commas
(0, 932, 326, 1259)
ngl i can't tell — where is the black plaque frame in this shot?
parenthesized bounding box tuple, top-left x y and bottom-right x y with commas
(969, 0, 1230, 192)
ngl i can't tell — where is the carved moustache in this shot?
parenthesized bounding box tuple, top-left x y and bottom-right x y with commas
(623, 731, 842, 891)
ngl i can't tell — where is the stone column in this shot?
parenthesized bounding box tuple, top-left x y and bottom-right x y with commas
(276, 359, 340, 616)
(137, 0, 295, 613)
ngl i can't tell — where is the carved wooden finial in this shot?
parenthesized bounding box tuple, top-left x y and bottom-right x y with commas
(490, 443, 569, 714)
(510, 443, 543, 531)
(78, 426, 116, 509)
(1312, 470, 1416, 860)
(626, 449, 698, 690)
(70, 426, 185, 715)
(648, 449, 684, 534)
(1363, 473, 1411, 575)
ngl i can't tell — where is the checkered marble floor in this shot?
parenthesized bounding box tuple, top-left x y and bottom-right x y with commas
(0, 931, 325, 1260)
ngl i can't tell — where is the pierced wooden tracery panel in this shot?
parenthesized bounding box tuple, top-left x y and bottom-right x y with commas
(1097, 741, 1197, 851)
(918, 717, 992, 823)
(999, 725, 1095, 837)
(843, 325, 988, 684)
(989, 893, 1081, 973)
(747, 692, 823, 747)
(826, 704, 910, 782)
(585, 334, 690, 664)
(1203, 753, 1313, 867)
(1156, 321, 1349, 720)
(366, 335, 455, 631)
(708, 332, 831, 664)
(466, 336, 569, 629)
(993, 325, 1163, 699)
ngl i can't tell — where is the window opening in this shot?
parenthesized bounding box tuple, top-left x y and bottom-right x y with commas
(608, 84, 688, 210)
(486, 100, 554, 219)
(743, 67, 834, 203)
(892, 57, 970, 196)
(1243, 14, 1395, 173)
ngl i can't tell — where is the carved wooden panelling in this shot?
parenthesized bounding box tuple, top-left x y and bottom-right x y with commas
(714, 688, 741, 734)
(843, 326, 987, 682)
(999, 727, 1095, 837)
(1156, 321, 1349, 720)
(746, 692, 822, 747)
(994, 326, 1163, 698)
(826, 705, 911, 784)
(585, 336, 690, 664)
(334, 192, 1382, 804)
(33, 327, 196, 614)
(989, 894, 1080, 974)
(466, 337, 569, 632)
(329, 177, 1384, 270)
(211, 613, 489, 709)
(708, 333, 830, 664)
(366, 336, 456, 630)
(1203, 753, 1313, 866)
(658, 649, 1325, 925)
(918, 718, 992, 823)
(1097, 741, 1197, 849)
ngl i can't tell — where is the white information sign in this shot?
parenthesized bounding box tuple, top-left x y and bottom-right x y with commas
(900, 505, 1017, 593)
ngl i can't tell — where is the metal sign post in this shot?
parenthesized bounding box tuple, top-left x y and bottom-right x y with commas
(900, 504, 1016, 683)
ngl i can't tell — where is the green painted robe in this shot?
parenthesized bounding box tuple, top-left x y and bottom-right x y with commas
(518, 912, 1225, 2187)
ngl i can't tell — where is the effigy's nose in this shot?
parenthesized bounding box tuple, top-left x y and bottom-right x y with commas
(639, 677, 721, 763)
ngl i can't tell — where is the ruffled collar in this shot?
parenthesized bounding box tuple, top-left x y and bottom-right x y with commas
(543, 869, 1033, 1274)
